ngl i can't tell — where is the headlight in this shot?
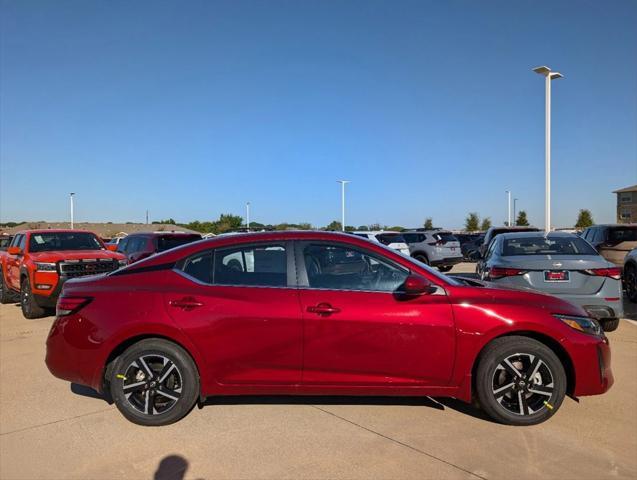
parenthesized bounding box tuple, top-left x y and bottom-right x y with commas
(35, 262, 57, 272)
(554, 314, 602, 336)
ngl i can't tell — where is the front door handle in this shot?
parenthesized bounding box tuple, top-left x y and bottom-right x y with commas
(307, 303, 340, 316)
(169, 297, 203, 311)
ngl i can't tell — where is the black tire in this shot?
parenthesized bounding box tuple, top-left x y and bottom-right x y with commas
(475, 336, 566, 426)
(625, 264, 637, 303)
(438, 266, 453, 273)
(600, 318, 620, 333)
(0, 268, 16, 304)
(20, 276, 47, 319)
(109, 339, 199, 426)
(414, 254, 429, 265)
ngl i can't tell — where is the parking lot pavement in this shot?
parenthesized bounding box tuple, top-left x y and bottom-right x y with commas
(1, 266, 636, 479)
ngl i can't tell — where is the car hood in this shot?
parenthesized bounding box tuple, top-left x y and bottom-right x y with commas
(29, 250, 125, 262)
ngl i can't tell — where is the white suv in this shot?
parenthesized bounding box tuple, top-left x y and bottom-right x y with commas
(402, 229, 463, 272)
(351, 231, 411, 256)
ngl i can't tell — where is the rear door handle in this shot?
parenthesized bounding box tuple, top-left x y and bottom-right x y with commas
(169, 297, 203, 311)
(307, 303, 340, 316)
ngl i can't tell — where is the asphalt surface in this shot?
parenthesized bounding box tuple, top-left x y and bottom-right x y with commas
(1, 263, 636, 479)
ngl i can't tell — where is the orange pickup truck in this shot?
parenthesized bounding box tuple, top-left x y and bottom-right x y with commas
(0, 229, 126, 318)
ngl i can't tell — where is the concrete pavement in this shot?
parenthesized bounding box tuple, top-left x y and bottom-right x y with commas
(1, 264, 636, 479)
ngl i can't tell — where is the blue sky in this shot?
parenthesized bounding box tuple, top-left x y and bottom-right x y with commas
(1, 0, 636, 229)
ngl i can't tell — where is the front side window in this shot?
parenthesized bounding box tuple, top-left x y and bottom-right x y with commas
(214, 244, 287, 287)
(302, 244, 408, 292)
(28, 232, 102, 252)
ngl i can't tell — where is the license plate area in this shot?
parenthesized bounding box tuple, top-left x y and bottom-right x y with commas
(544, 270, 570, 282)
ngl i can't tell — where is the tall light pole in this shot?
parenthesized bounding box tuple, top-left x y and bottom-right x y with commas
(336, 180, 350, 231)
(505, 190, 511, 226)
(246, 202, 250, 231)
(69, 193, 75, 229)
(513, 198, 518, 225)
(533, 65, 563, 233)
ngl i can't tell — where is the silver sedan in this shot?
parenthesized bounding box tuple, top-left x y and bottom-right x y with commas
(480, 231, 624, 332)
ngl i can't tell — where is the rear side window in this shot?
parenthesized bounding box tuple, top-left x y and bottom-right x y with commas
(214, 244, 287, 287)
(180, 251, 214, 284)
(376, 234, 405, 245)
(608, 227, 637, 243)
(402, 233, 425, 243)
(433, 232, 457, 243)
(157, 235, 201, 252)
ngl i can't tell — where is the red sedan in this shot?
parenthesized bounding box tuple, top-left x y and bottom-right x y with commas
(45, 231, 613, 426)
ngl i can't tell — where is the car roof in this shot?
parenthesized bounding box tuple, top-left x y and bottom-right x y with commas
(590, 224, 637, 228)
(14, 229, 96, 235)
(125, 231, 202, 237)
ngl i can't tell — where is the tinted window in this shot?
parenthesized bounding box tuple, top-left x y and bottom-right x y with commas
(402, 233, 425, 243)
(28, 232, 102, 252)
(214, 244, 287, 287)
(608, 227, 637, 243)
(376, 234, 405, 245)
(157, 234, 201, 252)
(433, 232, 457, 243)
(303, 244, 408, 292)
(0, 236, 12, 250)
(180, 251, 213, 284)
(502, 237, 598, 256)
(117, 237, 129, 253)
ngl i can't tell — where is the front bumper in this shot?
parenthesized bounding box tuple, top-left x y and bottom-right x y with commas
(571, 335, 614, 397)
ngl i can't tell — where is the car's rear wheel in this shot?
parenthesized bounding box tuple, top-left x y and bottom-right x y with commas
(109, 339, 199, 426)
(625, 264, 637, 303)
(475, 336, 566, 426)
(414, 254, 429, 265)
(438, 266, 452, 273)
(0, 268, 16, 304)
(20, 277, 46, 319)
(600, 318, 620, 332)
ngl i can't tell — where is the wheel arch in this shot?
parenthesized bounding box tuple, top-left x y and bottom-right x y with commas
(471, 330, 576, 397)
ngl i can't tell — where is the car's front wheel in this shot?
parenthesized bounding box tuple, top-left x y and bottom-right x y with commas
(625, 264, 637, 303)
(109, 339, 200, 426)
(475, 336, 566, 426)
(20, 276, 47, 319)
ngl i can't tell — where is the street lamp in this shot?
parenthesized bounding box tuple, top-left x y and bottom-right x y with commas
(533, 65, 563, 233)
(336, 180, 350, 231)
(69, 193, 75, 229)
(246, 202, 250, 231)
(505, 190, 511, 226)
(513, 198, 518, 225)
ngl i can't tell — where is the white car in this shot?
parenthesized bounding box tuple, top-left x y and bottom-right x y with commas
(351, 231, 411, 256)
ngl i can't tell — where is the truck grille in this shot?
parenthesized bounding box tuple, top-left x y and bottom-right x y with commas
(59, 259, 119, 278)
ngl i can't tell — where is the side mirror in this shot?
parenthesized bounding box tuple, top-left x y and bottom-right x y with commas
(401, 275, 436, 295)
(7, 246, 22, 255)
(106, 244, 118, 252)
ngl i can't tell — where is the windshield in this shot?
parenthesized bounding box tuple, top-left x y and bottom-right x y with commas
(29, 232, 103, 252)
(502, 236, 598, 256)
(609, 227, 637, 243)
(157, 235, 202, 252)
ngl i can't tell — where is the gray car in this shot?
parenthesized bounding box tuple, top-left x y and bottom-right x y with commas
(480, 231, 623, 332)
(402, 229, 463, 272)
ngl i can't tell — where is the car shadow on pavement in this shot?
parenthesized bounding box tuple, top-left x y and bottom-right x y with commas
(70, 383, 113, 404)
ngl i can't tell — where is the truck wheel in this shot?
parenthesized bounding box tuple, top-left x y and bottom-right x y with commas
(600, 318, 619, 333)
(0, 269, 16, 304)
(20, 277, 47, 319)
(475, 336, 566, 426)
(109, 338, 200, 426)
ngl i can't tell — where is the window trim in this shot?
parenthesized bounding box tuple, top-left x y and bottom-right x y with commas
(174, 240, 296, 289)
(294, 240, 410, 294)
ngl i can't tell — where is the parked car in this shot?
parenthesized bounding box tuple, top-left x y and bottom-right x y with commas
(116, 232, 202, 263)
(401, 229, 462, 272)
(624, 248, 637, 303)
(476, 226, 541, 275)
(580, 224, 637, 267)
(46, 231, 612, 427)
(455, 233, 484, 261)
(0, 235, 14, 251)
(479, 232, 623, 332)
(0, 230, 126, 318)
(351, 231, 410, 256)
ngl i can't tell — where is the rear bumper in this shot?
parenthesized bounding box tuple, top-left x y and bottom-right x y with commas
(556, 292, 624, 320)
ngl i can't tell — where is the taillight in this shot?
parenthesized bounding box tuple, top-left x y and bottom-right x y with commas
(582, 268, 622, 280)
(56, 296, 92, 317)
(488, 267, 527, 279)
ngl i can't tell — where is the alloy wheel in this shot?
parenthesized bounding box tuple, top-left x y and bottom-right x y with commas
(120, 354, 183, 416)
(491, 352, 554, 416)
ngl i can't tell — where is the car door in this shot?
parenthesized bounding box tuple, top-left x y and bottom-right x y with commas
(166, 241, 303, 386)
(6, 234, 25, 289)
(296, 241, 455, 386)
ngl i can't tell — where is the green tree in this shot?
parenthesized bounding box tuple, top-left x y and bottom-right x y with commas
(152, 218, 176, 225)
(386, 226, 404, 232)
(213, 214, 243, 234)
(575, 209, 594, 229)
(325, 220, 342, 231)
(516, 210, 530, 226)
(465, 212, 480, 232)
(480, 217, 492, 231)
(357, 225, 369, 231)
(423, 218, 433, 229)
